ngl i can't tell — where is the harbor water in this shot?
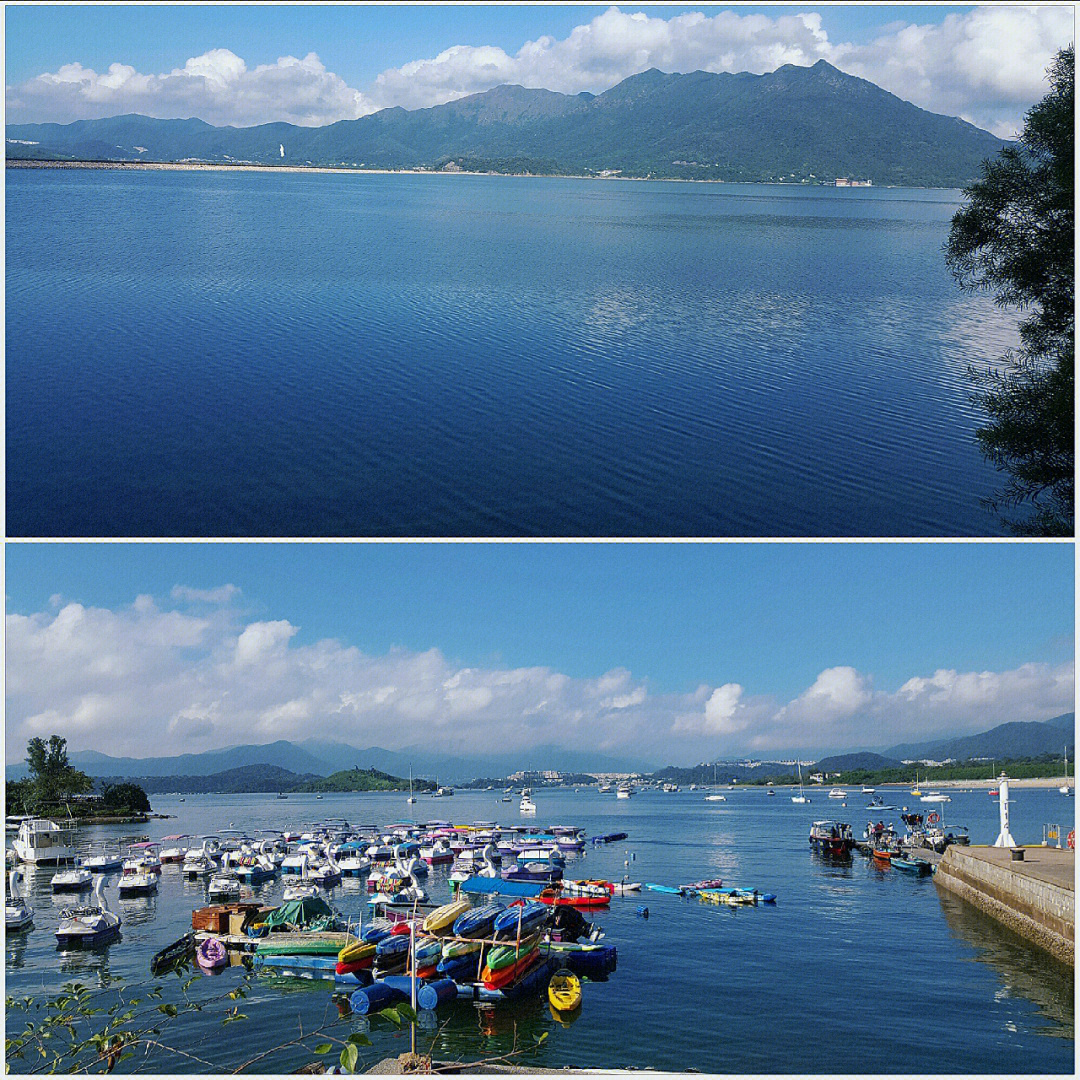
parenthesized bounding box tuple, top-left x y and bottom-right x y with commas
(5, 786, 1073, 1073)
(7, 169, 1019, 537)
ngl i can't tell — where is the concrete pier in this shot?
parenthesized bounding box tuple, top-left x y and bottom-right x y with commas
(934, 845, 1074, 966)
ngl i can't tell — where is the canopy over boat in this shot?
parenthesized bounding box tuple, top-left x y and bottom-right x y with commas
(262, 896, 335, 930)
(458, 876, 544, 897)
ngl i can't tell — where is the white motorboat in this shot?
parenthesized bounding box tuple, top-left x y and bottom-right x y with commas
(55, 879, 120, 947)
(6, 869, 34, 930)
(13, 818, 77, 865)
(920, 792, 952, 803)
(616, 783, 633, 800)
(207, 873, 242, 901)
(862, 787, 876, 794)
(118, 870, 159, 897)
(520, 791, 537, 814)
(828, 788, 848, 799)
(704, 794, 727, 802)
(51, 861, 94, 892)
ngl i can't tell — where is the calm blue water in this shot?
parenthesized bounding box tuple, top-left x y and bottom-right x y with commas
(6, 787, 1073, 1073)
(7, 169, 1017, 537)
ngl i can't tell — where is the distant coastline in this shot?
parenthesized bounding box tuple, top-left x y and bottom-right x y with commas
(5, 158, 935, 189)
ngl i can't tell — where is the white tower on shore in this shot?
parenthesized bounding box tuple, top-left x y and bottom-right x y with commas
(993, 772, 1016, 847)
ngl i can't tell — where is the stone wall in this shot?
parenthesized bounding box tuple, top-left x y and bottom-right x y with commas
(935, 847, 1074, 966)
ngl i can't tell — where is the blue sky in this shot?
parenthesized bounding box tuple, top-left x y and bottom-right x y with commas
(4, 5, 977, 87)
(6, 543, 1074, 761)
(7, 5, 1070, 137)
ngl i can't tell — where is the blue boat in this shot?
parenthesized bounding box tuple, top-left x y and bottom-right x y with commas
(437, 953, 484, 981)
(542, 942, 618, 980)
(453, 958, 557, 1002)
(375, 933, 411, 960)
(493, 901, 549, 939)
(892, 857, 933, 875)
(452, 902, 505, 938)
(458, 876, 542, 898)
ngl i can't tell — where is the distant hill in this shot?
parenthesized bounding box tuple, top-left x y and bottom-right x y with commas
(7, 61, 1007, 186)
(293, 767, 435, 794)
(98, 764, 319, 794)
(813, 752, 900, 773)
(885, 714, 1074, 763)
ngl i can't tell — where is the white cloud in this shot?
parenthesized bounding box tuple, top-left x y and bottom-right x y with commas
(7, 49, 373, 127)
(5, 591, 1072, 764)
(6, 7, 1071, 135)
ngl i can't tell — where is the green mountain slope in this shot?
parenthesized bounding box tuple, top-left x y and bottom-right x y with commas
(7, 61, 1007, 186)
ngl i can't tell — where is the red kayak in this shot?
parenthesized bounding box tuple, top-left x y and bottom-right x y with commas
(538, 892, 610, 909)
(335, 957, 374, 975)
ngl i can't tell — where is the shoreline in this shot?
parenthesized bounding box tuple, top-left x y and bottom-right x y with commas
(4, 158, 949, 190)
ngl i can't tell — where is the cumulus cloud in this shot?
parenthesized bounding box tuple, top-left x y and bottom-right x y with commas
(6, 7, 1071, 135)
(4, 590, 1073, 764)
(171, 584, 241, 604)
(7, 49, 372, 126)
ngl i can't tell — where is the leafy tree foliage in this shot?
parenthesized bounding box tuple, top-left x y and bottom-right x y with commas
(99, 781, 152, 813)
(24, 735, 93, 807)
(947, 48, 1074, 535)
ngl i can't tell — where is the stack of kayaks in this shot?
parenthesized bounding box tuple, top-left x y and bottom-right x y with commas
(407, 936, 444, 978)
(481, 932, 542, 989)
(361, 918, 396, 943)
(493, 901, 549, 940)
(373, 932, 411, 974)
(336, 938, 376, 976)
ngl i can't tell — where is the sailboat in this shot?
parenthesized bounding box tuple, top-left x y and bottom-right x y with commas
(1060, 747, 1073, 796)
(910, 773, 923, 797)
(407, 766, 417, 805)
(791, 760, 810, 804)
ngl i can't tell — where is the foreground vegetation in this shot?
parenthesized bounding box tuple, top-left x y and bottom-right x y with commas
(947, 47, 1073, 535)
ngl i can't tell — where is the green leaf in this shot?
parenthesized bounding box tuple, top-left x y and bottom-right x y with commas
(537, 1031, 549, 1044)
(348, 1033, 372, 1047)
(396, 1003, 417, 1022)
(157, 1004, 178, 1018)
(222, 1013, 248, 1025)
(314, 1043, 333, 1055)
(340, 1043, 359, 1073)
(378, 1008, 401, 1026)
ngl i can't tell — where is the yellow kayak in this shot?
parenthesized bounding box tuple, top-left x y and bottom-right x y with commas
(547, 968, 582, 1012)
(338, 939, 377, 964)
(422, 898, 472, 935)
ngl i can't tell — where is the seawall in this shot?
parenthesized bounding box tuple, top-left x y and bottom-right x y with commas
(934, 845, 1074, 966)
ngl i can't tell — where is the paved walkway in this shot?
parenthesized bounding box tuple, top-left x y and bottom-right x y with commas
(961, 845, 1074, 890)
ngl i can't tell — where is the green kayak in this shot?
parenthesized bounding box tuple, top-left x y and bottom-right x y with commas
(485, 933, 541, 972)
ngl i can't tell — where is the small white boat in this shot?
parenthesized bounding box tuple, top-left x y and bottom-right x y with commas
(920, 792, 951, 803)
(792, 761, 811, 804)
(207, 873, 242, 901)
(118, 870, 159, 897)
(159, 835, 191, 863)
(862, 786, 876, 794)
(85, 842, 124, 873)
(828, 788, 848, 799)
(704, 794, 727, 802)
(6, 869, 34, 930)
(1060, 747, 1072, 795)
(520, 791, 537, 814)
(52, 862, 94, 892)
(616, 783, 633, 800)
(55, 879, 120, 947)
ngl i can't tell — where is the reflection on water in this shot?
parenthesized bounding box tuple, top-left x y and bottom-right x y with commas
(938, 890, 1074, 1038)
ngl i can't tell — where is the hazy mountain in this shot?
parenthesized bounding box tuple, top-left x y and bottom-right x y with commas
(7, 61, 1007, 186)
(885, 714, 1074, 763)
(6, 739, 647, 783)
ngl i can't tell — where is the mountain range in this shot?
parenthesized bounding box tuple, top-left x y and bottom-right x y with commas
(7, 61, 1008, 186)
(884, 712, 1074, 763)
(4, 738, 644, 784)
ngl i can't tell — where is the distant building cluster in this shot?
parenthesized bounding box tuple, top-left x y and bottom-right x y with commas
(835, 177, 873, 187)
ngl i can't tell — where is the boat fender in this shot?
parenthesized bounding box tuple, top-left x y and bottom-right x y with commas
(636, 906, 649, 919)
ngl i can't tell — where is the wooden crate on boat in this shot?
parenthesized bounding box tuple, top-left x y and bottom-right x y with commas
(192, 902, 266, 934)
